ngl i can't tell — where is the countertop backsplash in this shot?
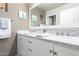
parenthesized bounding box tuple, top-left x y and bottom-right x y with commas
(46, 29, 79, 37)
(30, 28, 79, 37)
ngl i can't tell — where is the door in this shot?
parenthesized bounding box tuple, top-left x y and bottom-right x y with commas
(54, 44, 79, 56)
(17, 34, 25, 56)
(35, 39, 53, 56)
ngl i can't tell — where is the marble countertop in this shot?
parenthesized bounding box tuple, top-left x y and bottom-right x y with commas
(17, 30, 79, 46)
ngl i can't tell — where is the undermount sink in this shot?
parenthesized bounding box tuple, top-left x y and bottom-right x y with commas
(36, 35, 43, 38)
(36, 33, 51, 37)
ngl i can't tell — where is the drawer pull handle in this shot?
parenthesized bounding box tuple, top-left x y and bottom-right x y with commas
(27, 41, 32, 44)
(50, 50, 53, 53)
(27, 48, 32, 52)
(53, 51, 57, 55)
(19, 38, 22, 40)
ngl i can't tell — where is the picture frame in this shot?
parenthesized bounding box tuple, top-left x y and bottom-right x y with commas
(18, 10, 27, 20)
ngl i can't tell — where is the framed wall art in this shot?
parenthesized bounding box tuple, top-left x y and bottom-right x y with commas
(18, 10, 27, 20)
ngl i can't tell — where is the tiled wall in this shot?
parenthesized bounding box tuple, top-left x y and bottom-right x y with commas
(30, 28, 79, 37)
(46, 28, 79, 37)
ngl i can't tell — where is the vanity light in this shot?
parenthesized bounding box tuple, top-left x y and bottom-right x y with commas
(40, 15, 43, 20)
(0, 3, 8, 11)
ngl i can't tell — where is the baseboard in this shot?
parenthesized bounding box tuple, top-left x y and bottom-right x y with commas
(0, 52, 9, 56)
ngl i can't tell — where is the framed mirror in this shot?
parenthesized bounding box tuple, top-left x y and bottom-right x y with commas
(29, 3, 46, 29)
(29, 3, 66, 29)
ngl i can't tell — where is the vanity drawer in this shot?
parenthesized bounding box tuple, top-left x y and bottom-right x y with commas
(24, 40, 35, 46)
(17, 34, 26, 40)
(21, 46, 32, 56)
(17, 34, 34, 46)
(17, 34, 36, 56)
(17, 50, 22, 56)
(23, 36, 36, 46)
(21, 45, 36, 56)
(23, 42, 36, 56)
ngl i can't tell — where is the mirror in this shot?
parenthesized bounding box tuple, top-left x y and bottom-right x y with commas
(30, 4, 46, 27)
(47, 15, 56, 26)
(29, 3, 65, 29)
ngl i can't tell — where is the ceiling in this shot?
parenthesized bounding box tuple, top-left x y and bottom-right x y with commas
(27, 3, 36, 8)
(37, 3, 66, 11)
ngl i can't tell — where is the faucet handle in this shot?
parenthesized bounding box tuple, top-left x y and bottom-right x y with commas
(56, 32, 59, 35)
(43, 29, 46, 32)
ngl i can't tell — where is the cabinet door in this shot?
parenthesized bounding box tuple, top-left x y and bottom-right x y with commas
(17, 34, 25, 56)
(74, 7, 79, 24)
(60, 8, 75, 25)
(35, 39, 53, 56)
(17, 35, 37, 56)
(54, 44, 79, 56)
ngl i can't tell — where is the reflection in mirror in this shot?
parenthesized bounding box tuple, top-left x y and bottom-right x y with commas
(47, 15, 56, 25)
(31, 6, 46, 27)
(29, 3, 65, 28)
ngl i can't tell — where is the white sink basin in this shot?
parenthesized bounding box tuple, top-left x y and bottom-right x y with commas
(36, 33, 51, 37)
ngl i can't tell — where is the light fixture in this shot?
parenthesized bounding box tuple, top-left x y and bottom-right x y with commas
(0, 3, 8, 11)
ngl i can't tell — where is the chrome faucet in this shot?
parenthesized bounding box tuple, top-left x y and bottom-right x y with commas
(43, 29, 46, 33)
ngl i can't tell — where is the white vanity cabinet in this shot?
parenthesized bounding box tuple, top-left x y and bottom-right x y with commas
(17, 34, 79, 56)
(17, 34, 36, 56)
(17, 34, 53, 56)
(54, 44, 79, 56)
(35, 39, 53, 56)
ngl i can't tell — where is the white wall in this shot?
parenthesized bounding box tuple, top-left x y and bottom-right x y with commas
(46, 3, 79, 25)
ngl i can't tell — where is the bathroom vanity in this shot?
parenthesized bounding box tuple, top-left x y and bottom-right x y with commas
(17, 31, 79, 56)
(17, 4, 79, 56)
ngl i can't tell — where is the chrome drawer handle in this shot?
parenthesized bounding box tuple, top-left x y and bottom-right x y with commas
(27, 41, 32, 44)
(50, 50, 57, 55)
(19, 38, 22, 40)
(50, 50, 53, 53)
(27, 48, 32, 52)
(53, 51, 57, 55)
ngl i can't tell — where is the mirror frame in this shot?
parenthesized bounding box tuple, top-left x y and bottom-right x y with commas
(29, 3, 58, 29)
(29, 3, 76, 29)
(29, 3, 44, 29)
